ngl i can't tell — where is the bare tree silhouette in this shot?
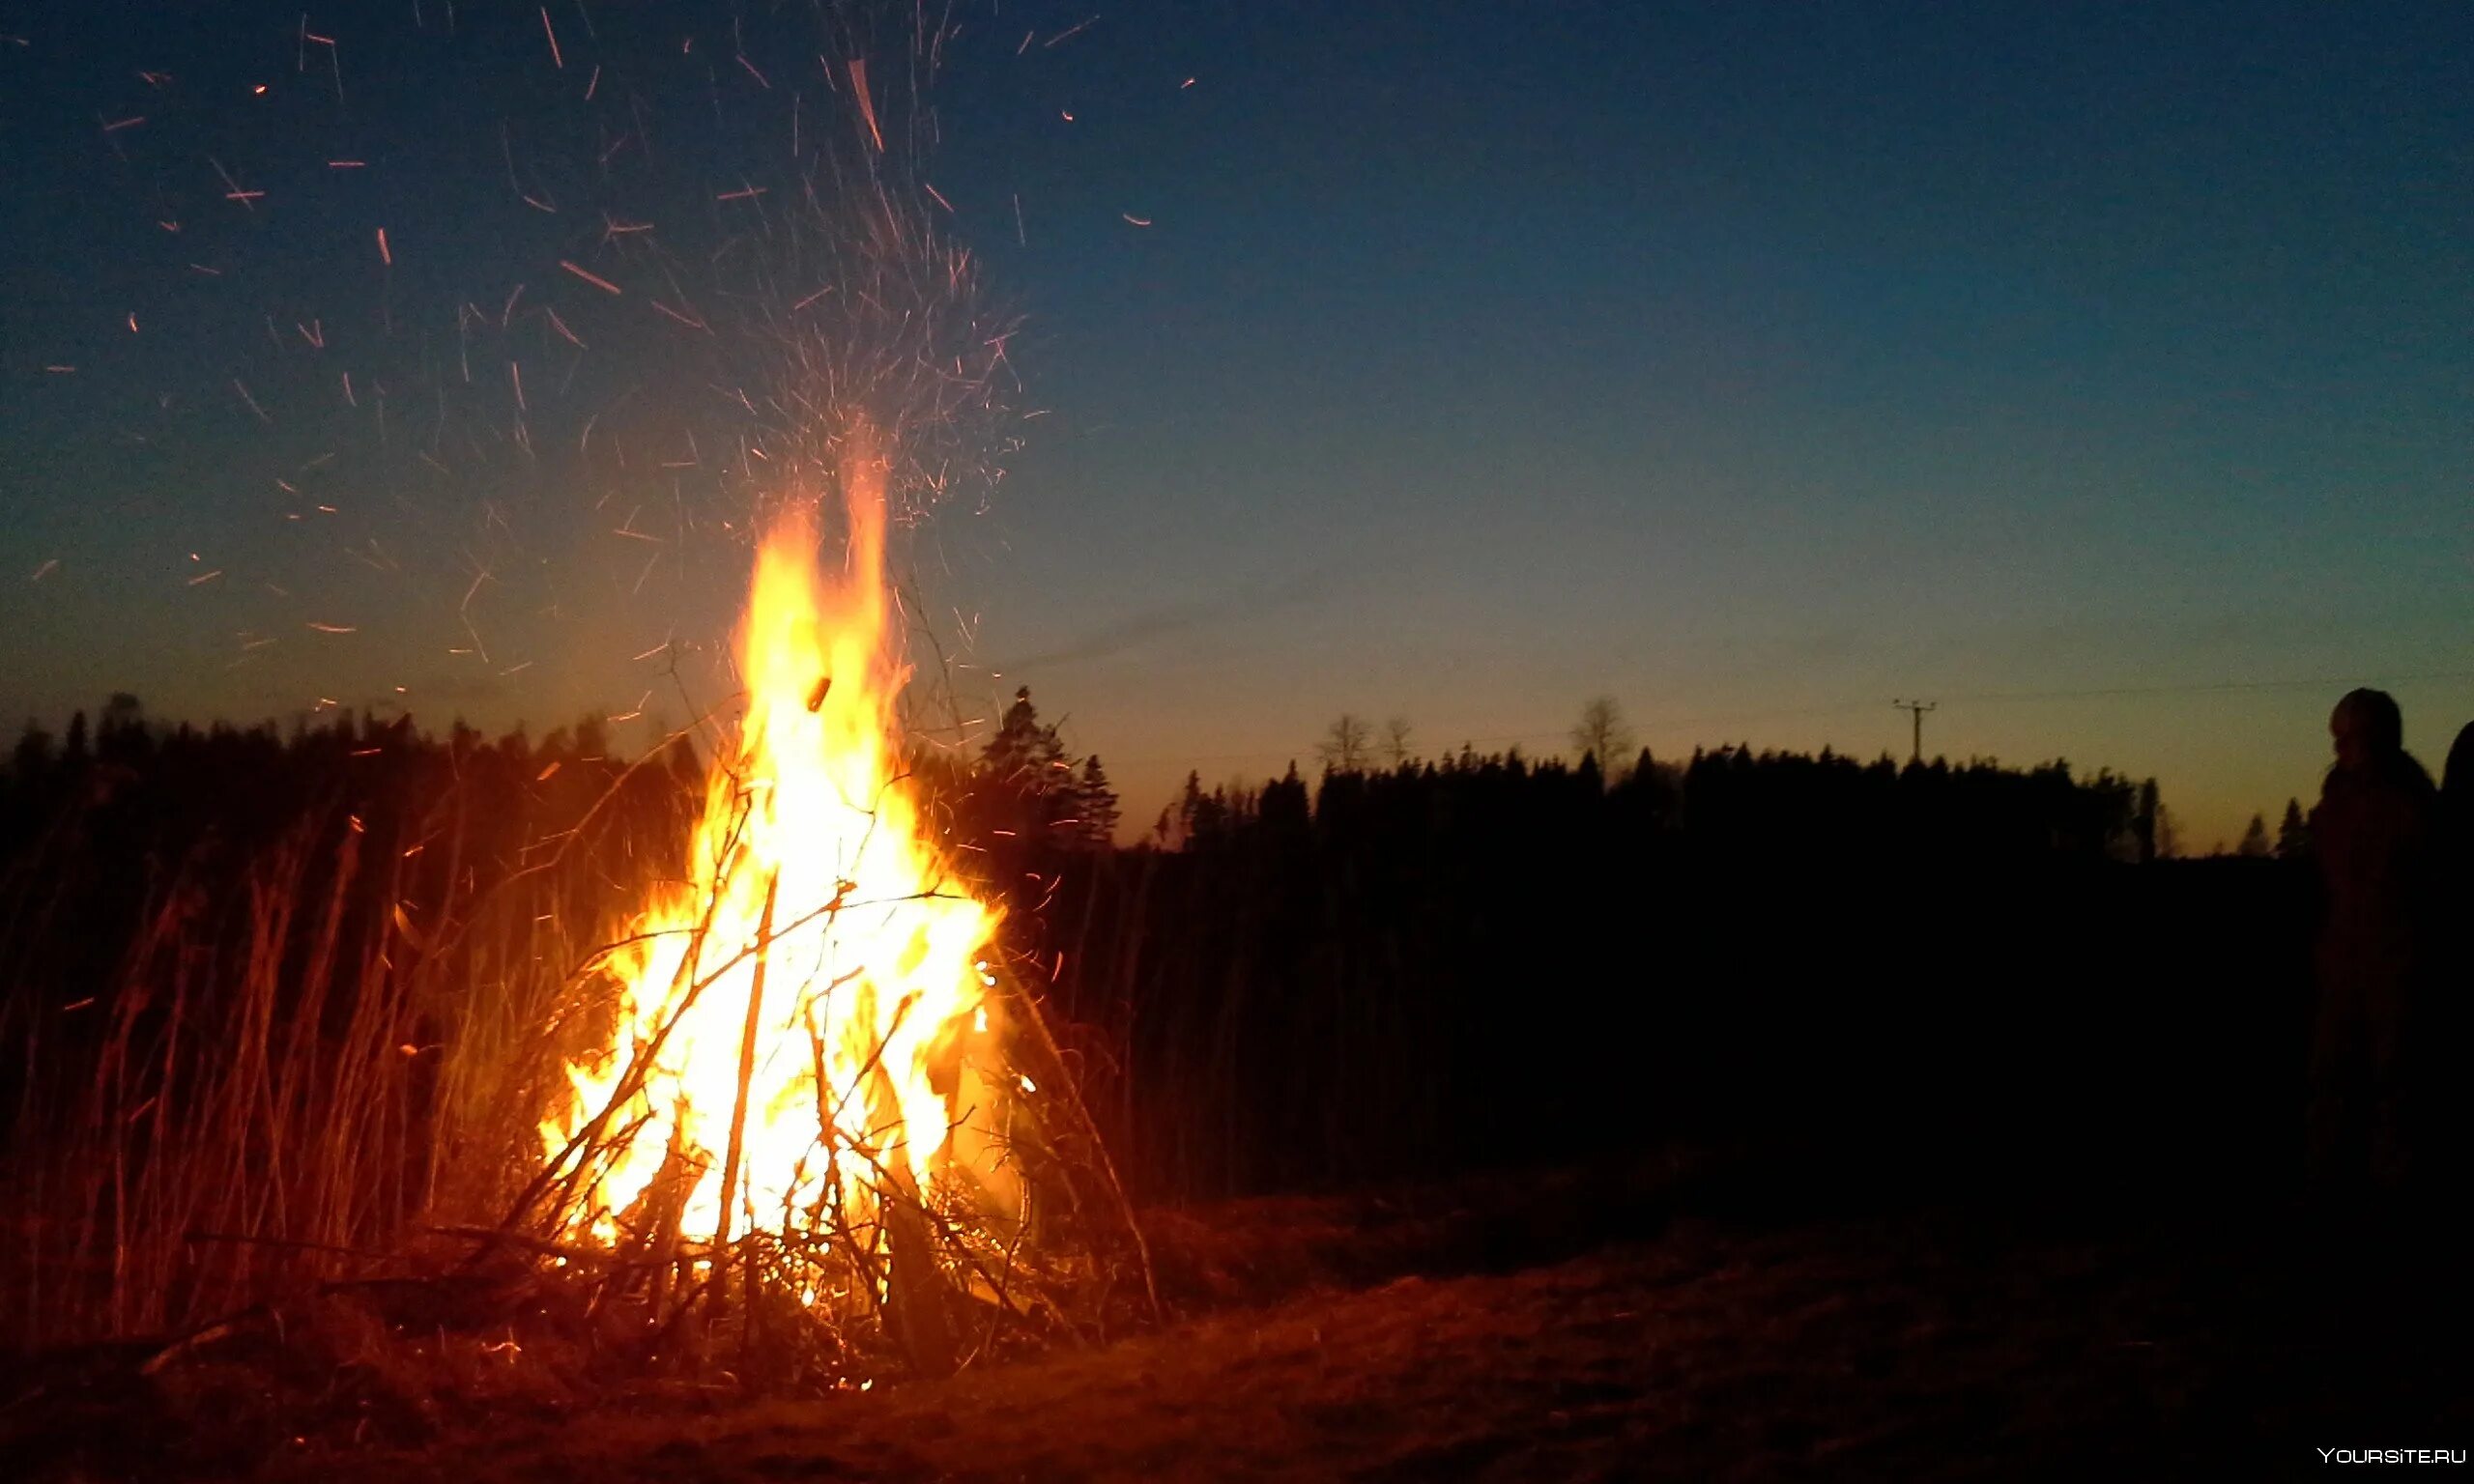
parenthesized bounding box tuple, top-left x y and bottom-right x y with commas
(1316, 714, 1373, 774)
(1570, 697, 1635, 774)
(1381, 716, 1415, 768)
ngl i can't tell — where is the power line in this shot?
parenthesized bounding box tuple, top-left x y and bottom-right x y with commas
(1891, 699, 1938, 765)
(1940, 669, 2474, 706)
(1094, 668, 2474, 771)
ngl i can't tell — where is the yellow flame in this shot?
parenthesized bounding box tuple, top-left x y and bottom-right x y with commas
(543, 443, 1016, 1254)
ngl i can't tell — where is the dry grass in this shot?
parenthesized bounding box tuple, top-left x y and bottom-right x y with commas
(0, 762, 629, 1352)
(0, 731, 1141, 1398)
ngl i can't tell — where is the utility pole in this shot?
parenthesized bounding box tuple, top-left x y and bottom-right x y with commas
(1891, 699, 1937, 765)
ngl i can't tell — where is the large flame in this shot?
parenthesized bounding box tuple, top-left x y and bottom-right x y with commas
(542, 447, 1018, 1259)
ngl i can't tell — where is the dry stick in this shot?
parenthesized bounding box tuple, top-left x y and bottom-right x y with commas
(831, 1125, 1073, 1349)
(1005, 973, 1159, 1323)
(526, 876, 916, 1228)
(427, 705, 733, 963)
(967, 1176, 1038, 1366)
(426, 1223, 644, 1269)
(501, 790, 756, 1231)
(709, 870, 780, 1331)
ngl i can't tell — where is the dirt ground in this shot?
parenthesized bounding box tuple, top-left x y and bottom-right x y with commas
(180, 1166, 2461, 1483)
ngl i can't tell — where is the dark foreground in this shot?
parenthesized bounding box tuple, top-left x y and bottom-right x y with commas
(23, 1155, 2469, 1483)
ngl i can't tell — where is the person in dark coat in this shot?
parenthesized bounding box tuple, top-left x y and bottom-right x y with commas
(2432, 721, 2474, 1173)
(2446, 722, 2474, 841)
(2305, 689, 2438, 1192)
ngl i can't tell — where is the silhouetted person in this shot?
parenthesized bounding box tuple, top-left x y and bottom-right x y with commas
(2435, 721, 2474, 1171)
(2446, 722, 2474, 842)
(2305, 689, 2438, 1193)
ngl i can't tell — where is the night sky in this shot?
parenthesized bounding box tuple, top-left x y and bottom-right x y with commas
(3, 1, 2469, 849)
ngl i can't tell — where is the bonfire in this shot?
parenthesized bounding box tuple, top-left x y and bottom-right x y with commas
(520, 433, 1128, 1377)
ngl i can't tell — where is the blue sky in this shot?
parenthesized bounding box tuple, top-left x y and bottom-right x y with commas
(3, 2, 2469, 846)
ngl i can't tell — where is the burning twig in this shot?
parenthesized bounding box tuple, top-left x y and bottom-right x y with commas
(708, 870, 782, 1324)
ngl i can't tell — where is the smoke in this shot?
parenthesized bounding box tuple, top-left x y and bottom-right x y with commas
(989, 561, 1341, 672)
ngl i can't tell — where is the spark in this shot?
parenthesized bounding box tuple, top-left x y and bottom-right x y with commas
(649, 299, 707, 330)
(1045, 15, 1099, 48)
(923, 182, 954, 214)
(376, 227, 392, 264)
(792, 285, 834, 312)
(1121, 212, 1152, 227)
(127, 313, 138, 332)
(539, 6, 562, 68)
(329, 159, 365, 168)
(510, 359, 527, 412)
(586, 64, 599, 100)
(187, 570, 224, 586)
(717, 184, 768, 202)
(341, 372, 356, 405)
(102, 116, 144, 132)
(231, 379, 272, 423)
(209, 157, 262, 209)
(29, 559, 59, 582)
(560, 259, 621, 294)
(737, 53, 769, 89)
(306, 621, 358, 634)
(849, 58, 883, 153)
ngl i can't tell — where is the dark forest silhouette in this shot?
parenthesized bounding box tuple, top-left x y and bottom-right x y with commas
(0, 690, 2323, 1241)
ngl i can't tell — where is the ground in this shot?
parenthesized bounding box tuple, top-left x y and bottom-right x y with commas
(187, 1161, 2466, 1482)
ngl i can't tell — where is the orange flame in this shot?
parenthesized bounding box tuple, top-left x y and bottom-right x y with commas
(543, 442, 1018, 1259)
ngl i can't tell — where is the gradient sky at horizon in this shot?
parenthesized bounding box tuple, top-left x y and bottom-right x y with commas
(3, 1, 2469, 850)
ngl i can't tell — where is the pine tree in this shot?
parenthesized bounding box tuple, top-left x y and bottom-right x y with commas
(2276, 798, 2311, 859)
(2134, 778, 2161, 863)
(982, 685, 1073, 840)
(1075, 756, 1120, 848)
(12, 720, 52, 779)
(2237, 813, 2272, 858)
(983, 687, 1060, 785)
